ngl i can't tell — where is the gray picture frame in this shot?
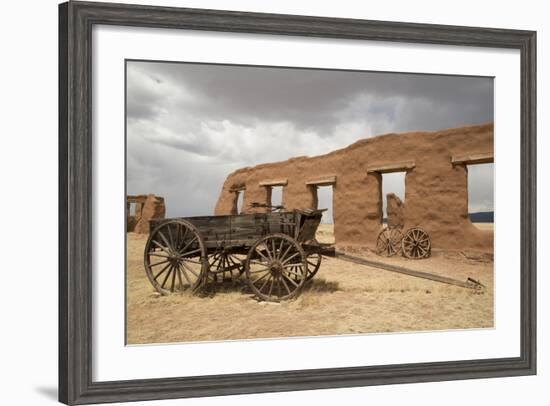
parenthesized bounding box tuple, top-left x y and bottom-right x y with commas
(59, 1, 537, 404)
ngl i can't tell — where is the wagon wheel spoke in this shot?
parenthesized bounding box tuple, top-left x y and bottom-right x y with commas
(152, 263, 171, 281)
(151, 239, 171, 255)
(307, 260, 317, 268)
(148, 252, 172, 259)
(283, 262, 305, 268)
(254, 247, 270, 263)
(177, 227, 188, 252)
(157, 231, 173, 253)
(181, 260, 199, 278)
(281, 252, 300, 265)
(160, 265, 173, 289)
(279, 244, 293, 263)
(181, 258, 203, 266)
(277, 239, 285, 259)
(282, 273, 300, 287)
(267, 277, 275, 299)
(147, 259, 171, 268)
(170, 262, 177, 292)
(181, 248, 202, 257)
(280, 276, 292, 294)
(178, 237, 198, 256)
(176, 263, 185, 290)
(257, 274, 272, 292)
(248, 267, 271, 274)
(285, 266, 304, 276)
(167, 224, 175, 248)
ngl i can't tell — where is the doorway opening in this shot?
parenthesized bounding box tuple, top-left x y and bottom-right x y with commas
(381, 172, 406, 224)
(316, 186, 334, 225)
(270, 186, 284, 209)
(236, 191, 244, 214)
(128, 202, 136, 216)
(467, 163, 494, 227)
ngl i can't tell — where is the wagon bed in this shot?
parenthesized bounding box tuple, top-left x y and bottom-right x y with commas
(149, 209, 323, 250)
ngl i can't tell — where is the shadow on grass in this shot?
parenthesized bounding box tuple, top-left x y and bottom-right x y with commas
(302, 278, 340, 294)
(196, 276, 340, 298)
(196, 278, 249, 298)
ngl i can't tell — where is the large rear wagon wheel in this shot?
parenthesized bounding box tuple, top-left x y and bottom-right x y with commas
(245, 234, 307, 302)
(144, 220, 207, 295)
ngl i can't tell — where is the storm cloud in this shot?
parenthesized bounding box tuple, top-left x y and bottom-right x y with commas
(126, 61, 494, 220)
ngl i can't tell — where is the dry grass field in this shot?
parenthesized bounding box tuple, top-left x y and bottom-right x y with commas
(126, 224, 493, 345)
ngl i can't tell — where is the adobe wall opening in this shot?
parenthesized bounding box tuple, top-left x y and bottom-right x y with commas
(466, 163, 494, 227)
(270, 186, 284, 208)
(367, 161, 414, 229)
(126, 194, 165, 233)
(236, 190, 244, 214)
(258, 179, 288, 210)
(381, 171, 406, 225)
(452, 152, 494, 228)
(229, 186, 246, 215)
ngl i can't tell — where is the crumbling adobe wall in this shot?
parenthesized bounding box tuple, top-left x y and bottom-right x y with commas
(127, 194, 166, 234)
(386, 193, 405, 229)
(214, 123, 493, 252)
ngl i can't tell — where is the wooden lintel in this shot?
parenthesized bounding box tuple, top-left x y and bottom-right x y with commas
(367, 161, 415, 174)
(305, 176, 337, 186)
(229, 186, 246, 192)
(259, 179, 288, 187)
(451, 152, 494, 165)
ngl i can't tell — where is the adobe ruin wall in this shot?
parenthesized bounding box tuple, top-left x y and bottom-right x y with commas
(214, 123, 494, 252)
(127, 194, 166, 234)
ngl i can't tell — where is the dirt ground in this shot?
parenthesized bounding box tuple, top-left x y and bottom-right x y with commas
(126, 224, 493, 344)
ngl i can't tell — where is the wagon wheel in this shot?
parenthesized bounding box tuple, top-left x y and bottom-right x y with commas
(401, 227, 431, 259)
(304, 252, 322, 281)
(144, 220, 207, 295)
(245, 233, 307, 302)
(207, 251, 245, 283)
(376, 227, 403, 257)
(287, 251, 321, 283)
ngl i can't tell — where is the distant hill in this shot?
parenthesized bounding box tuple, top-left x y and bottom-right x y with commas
(469, 211, 494, 223)
(380, 212, 494, 223)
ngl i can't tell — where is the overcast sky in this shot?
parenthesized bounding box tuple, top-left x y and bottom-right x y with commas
(126, 61, 494, 221)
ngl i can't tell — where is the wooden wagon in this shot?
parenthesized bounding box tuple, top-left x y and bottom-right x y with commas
(144, 208, 331, 302)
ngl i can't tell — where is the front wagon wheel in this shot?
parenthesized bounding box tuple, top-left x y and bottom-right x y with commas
(245, 234, 307, 302)
(144, 220, 207, 295)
